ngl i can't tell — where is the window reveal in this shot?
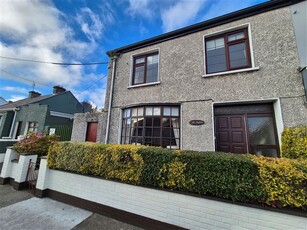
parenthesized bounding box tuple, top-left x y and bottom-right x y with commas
(122, 105, 180, 149)
(205, 28, 251, 74)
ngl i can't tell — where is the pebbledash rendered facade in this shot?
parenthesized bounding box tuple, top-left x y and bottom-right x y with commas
(72, 0, 307, 158)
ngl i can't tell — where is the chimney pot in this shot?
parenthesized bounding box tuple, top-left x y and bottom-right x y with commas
(29, 91, 41, 98)
(53, 85, 66, 94)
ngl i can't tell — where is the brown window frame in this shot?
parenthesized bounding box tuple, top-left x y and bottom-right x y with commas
(205, 28, 252, 74)
(27, 122, 38, 133)
(132, 52, 159, 85)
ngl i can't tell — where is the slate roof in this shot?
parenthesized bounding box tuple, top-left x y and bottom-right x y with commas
(0, 94, 55, 111)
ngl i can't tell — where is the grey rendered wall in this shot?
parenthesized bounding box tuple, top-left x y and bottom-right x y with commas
(71, 112, 107, 142)
(107, 6, 307, 150)
(15, 104, 48, 135)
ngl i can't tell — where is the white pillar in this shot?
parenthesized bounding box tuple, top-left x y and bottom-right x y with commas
(14, 154, 37, 183)
(36, 157, 48, 191)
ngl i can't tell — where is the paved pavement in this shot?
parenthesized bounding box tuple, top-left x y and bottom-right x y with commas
(0, 184, 143, 230)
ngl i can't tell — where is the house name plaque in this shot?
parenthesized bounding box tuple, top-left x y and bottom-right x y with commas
(189, 120, 205, 126)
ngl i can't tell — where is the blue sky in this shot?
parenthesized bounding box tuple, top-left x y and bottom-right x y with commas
(0, 0, 267, 108)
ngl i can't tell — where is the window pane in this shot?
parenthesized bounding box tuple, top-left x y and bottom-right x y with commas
(135, 57, 145, 64)
(145, 107, 153, 116)
(134, 66, 144, 84)
(206, 38, 227, 73)
(162, 128, 171, 138)
(153, 118, 161, 127)
(162, 118, 171, 127)
(163, 107, 171, 116)
(145, 128, 152, 137)
(153, 107, 160, 116)
(229, 42, 248, 68)
(124, 109, 131, 118)
(145, 117, 153, 126)
(248, 117, 276, 145)
(137, 107, 144, 116)
(146, 54, 159, 83)
(131, 108, 137, 117)
(172, 107, 179, 116)
(228, 32, 245, 41)
(153, 128, 160, 137)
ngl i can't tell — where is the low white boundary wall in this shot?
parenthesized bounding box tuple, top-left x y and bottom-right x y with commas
(37, 158, 307, 230)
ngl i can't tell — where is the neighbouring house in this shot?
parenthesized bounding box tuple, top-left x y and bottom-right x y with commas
(72, 0, 307, 157)
(0, 97, 7, 106)
(0, 86, 84, 152)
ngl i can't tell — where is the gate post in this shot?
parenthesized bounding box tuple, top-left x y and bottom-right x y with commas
(35, 157, 48, 197)
(13, 153, 38, 190)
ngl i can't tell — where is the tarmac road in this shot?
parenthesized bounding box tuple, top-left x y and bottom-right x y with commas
(0, 184, 143, 230)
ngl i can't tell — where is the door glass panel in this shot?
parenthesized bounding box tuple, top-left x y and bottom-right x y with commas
(251, 148, 277, 158)
(247, 117, 276, 145)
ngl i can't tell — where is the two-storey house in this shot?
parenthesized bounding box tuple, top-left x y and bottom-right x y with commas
(72, 0, 307, 157)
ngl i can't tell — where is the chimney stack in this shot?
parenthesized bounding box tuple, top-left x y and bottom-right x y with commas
(28, 91, 41, 98)
(53, 85, 66, 94)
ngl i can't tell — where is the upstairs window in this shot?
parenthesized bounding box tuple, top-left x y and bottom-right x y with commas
(205, 28, 251, 74)
(132, 52, 159, 85)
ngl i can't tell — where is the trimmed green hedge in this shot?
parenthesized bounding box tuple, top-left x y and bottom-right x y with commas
(282, 126, 307, 159)
(47, 142, 307, 210)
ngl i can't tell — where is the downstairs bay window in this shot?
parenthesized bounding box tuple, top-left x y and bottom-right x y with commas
(121, 105, 180, 149)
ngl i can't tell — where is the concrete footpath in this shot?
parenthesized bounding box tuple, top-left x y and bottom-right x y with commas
(0, 184, 143, 230)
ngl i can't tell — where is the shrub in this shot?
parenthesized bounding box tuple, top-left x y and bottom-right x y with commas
(251, 156, 307, 208)
(13, 133, 59, 156)
(47, 142, 307, 210)
(282, 126, 307, 159)
(48, 142, 144, 184)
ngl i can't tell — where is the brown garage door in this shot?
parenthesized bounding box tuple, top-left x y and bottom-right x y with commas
(86, 122, 98, 142)
(214, 103, 280, 157)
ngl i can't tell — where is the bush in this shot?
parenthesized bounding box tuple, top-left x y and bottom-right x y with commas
(13, 133, 60, 156)
(282, 126, 307, 159)
(251, 156, 307, 208)
(48, 142, 144, 184)
(47, 142, 307, 210)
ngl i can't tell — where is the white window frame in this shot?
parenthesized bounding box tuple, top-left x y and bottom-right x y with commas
(128, 48, 161, 88)
(203, 23, 259, 77)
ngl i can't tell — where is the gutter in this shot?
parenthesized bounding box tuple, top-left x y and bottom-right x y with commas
(105, 55, 118, 144)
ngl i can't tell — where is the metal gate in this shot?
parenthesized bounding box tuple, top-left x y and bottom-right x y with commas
(26, 160, 40, 192)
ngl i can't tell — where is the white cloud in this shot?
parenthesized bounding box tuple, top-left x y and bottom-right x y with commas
(126, 0, 153, 19)
(161, 0, 207, 32)
(1, 86, 28, 94)
(7, 95, 27, 102)
(76, 7, 104, 42)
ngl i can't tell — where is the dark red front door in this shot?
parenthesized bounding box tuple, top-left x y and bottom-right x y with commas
(215, 115, 247, 154)
(86, 122, 98, 142)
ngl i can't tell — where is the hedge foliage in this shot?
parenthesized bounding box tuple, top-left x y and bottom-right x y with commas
(47, 142, 307, 210)
(282, 126, 307, 159)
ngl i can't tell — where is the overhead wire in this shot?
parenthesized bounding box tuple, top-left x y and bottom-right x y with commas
(0, 69, 52, 87)
(76, 75, 107, 96)
(0, 56, 108, 66)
